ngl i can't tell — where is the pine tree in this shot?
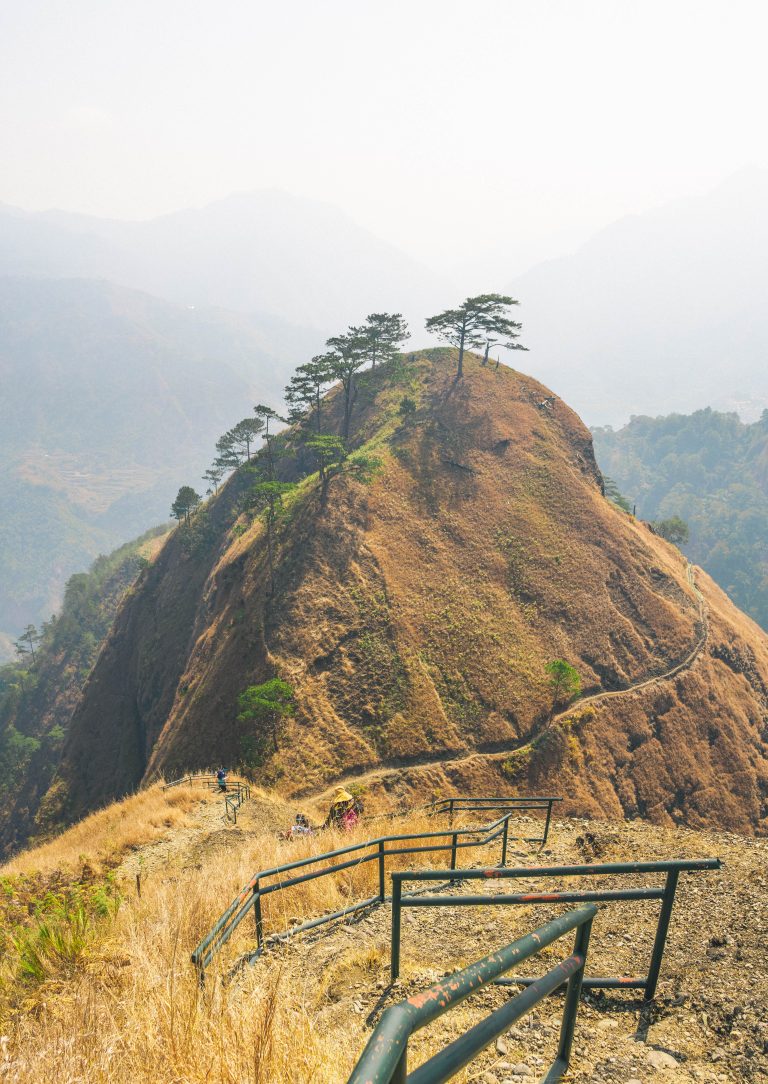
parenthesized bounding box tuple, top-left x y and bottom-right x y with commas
(325, 331, 367, 439)
(171, 486, 202, 525)
(285, 355, 336, 431)
(426, 294, 526, 378)
(14, 624, 41, 667)
(357, 312, 410, 369)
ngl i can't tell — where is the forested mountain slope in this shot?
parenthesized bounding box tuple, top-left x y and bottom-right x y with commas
(593, 408, 768, 630)
(33, 351, 767, 842)
(0, 276, 314, 650)
(0, 526, 168, 855)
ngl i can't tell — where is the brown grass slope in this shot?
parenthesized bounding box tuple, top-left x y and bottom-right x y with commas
(42, 350, 768, 835)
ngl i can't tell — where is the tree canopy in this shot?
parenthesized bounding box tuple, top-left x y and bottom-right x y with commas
(325, 331, 368, 439)
(285, 355, 336, 430)
(653, 515, 690, 545)
(545, 658, 581, 718)
(355, 312, 410, 369)
(425, 294, 526, 377)
(237, 677, 295, 760)
(170, 486, 202, 525)
(215, 418, 264, 469)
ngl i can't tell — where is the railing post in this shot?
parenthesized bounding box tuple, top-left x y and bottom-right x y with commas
(542, 799, 554, 847)
(254, 881, 264, 951)
(450, 832, 458, 870)
(501, 815, 510, 868)
(645, 869, 680, 1001)
(449, 798, 455, 827)
(391, 876, 402, 982)
(555, 915, 593, 1070)
(378, 840, 386, 902)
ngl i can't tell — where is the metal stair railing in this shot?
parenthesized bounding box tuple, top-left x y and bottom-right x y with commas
(347, 905, 597, 1084)
(388, 858, 721, 1000)
(191, 795, 561, 979)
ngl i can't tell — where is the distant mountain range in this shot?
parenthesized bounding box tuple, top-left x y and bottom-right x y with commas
(0, 190, 448, 331)
(509, 168, 768, 425)
(0, 275, 318, 652)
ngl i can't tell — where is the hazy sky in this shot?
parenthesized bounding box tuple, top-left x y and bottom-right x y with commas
(3, 0, 768, 276)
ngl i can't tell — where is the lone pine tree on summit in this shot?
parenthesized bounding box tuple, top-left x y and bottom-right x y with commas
(426, 294, 526, 377)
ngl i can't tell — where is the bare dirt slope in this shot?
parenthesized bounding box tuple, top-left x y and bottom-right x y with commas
(40, 350, 768, 837)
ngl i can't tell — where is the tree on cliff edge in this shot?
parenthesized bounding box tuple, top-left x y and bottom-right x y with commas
(171, 486, 202, 525)
(426, 294, 526, 378)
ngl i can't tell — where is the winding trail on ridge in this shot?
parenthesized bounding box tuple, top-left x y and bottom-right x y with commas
(311, 563, 709, 807)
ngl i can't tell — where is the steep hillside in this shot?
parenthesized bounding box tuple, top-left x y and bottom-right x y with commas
(593, 408, 768, 630)
(39, 351, 768, 838)
(0, 275, 315, 649)
(0, 527, 169, 856)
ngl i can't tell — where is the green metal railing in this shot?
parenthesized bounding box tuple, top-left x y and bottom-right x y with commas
(225, 787, 249, 824)
(388, 858, 721, 1000)
(348, 905, 597, 1084)
(162, 772, 251, 823)
(162, 772, 251, 798)
(432, 796, 559, 845)
(191, 795, 561, 979)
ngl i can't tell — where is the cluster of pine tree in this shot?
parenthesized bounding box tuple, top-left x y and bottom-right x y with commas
(170, 293, 526, 527)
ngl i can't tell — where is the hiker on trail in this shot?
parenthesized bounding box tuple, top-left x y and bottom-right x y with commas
(324, 787, 361, 830)
(216, 768, 228, 793)
(290, 812, 313, 838)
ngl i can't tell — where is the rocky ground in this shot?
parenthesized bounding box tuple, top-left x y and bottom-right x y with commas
(237, 813, 767, 1082)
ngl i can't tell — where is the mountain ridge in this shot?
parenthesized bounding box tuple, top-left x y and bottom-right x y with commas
(28, 349, 768, 842)
(0, 190, 449, 329)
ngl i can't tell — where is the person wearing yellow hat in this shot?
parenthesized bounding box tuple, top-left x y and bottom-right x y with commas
(324, 786, 359, 829)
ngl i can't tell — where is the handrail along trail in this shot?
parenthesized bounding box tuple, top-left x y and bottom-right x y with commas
(191, 795, 562, 978)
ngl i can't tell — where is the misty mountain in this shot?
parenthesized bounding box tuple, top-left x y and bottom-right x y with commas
(0, 190, 448, 331)
(509, 168, 768, 426)
(0, 275, 317, 652)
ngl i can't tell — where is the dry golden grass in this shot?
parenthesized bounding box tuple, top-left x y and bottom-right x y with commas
(0, 787, 508, 1083)
(2, 782, 206, 878)
(4, 785, 764, 1083)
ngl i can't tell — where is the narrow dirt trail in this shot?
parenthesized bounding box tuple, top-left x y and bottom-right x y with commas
(310, 564, 709, 808)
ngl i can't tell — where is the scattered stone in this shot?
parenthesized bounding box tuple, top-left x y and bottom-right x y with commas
(646, 1049, 679, 1070)
(495, 1037, 509, 1055)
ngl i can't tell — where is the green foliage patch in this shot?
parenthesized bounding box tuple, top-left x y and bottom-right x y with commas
(593, 408, 768, 629)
